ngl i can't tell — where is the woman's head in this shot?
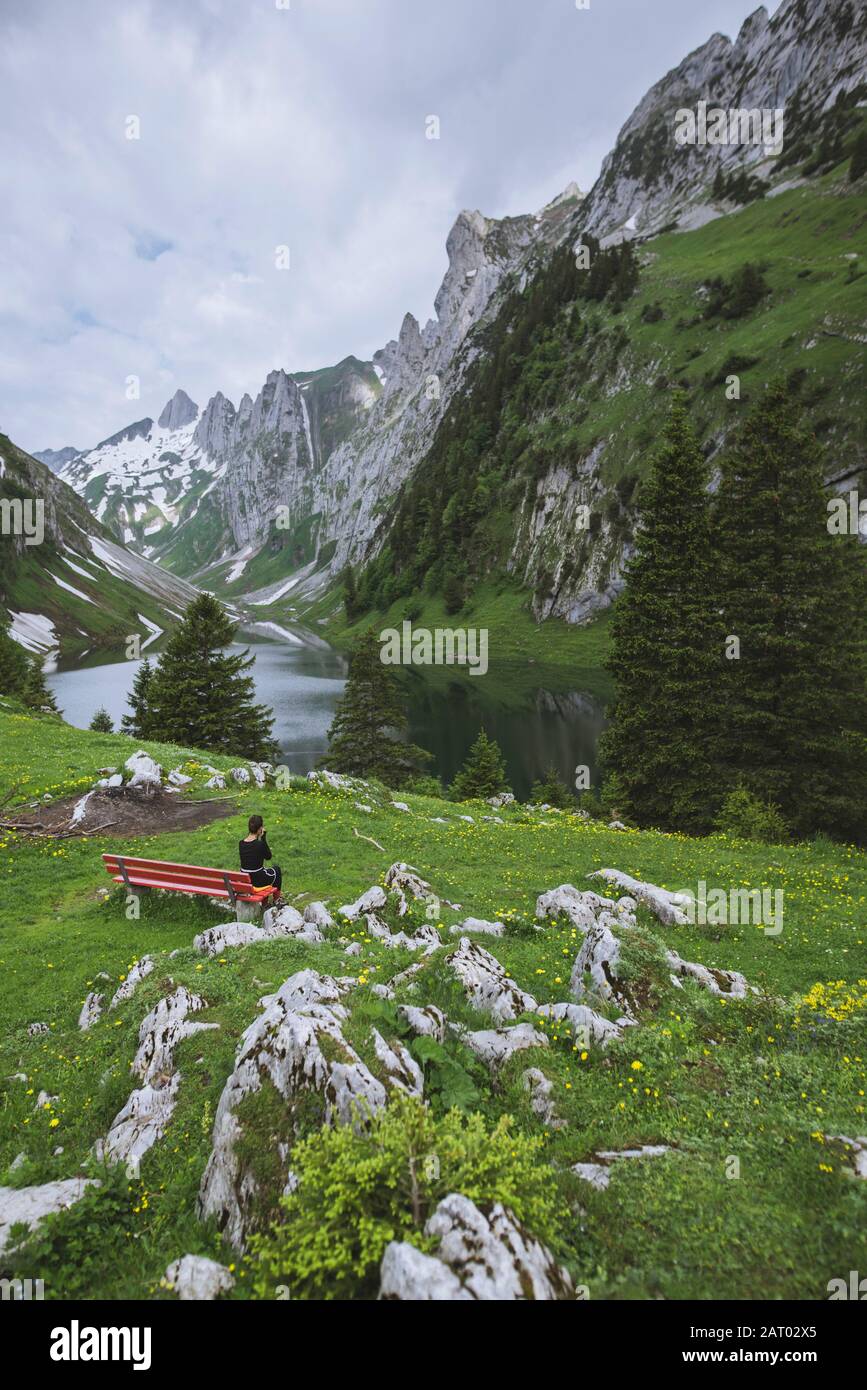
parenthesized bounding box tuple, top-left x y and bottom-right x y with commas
(248, 814, 264, 835)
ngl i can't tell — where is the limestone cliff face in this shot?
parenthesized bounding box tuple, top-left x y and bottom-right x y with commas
(579, 0, 867, 244)
(295, 191, 584, 585)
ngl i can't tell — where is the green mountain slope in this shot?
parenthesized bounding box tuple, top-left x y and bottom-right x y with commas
(348, 161, 866, 639)
(0, 433, 199, 658)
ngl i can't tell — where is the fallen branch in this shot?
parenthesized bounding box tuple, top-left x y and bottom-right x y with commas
(353, 825, 387, 853)
(0, 818, 118, 840)
(59, 820, 119, 839)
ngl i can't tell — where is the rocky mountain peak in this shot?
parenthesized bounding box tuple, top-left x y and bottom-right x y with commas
(158, 389, 198, 431)
(737, 6, 769, 46)
(578, 0, 867, 244)
(193, 391, 236, 459)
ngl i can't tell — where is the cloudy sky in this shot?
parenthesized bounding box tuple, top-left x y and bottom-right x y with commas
(1, 0, 776, 453)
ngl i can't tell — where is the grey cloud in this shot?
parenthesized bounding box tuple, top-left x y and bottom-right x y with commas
(0, 0, 778, 452)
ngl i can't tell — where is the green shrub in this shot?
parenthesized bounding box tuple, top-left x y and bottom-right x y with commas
(529, 766, 573, 808)
(714, 787, 790, 843)
(246, 1096, 559, 1301)
(402, 773, 444, 797)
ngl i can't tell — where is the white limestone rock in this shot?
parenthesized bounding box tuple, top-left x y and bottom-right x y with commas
(588, 869, 691, 926)
(370, 983, 396, 1000)
(230, 767, 251, 785)
(450, 917, 505, 938)
(261, 903, 305, 932)
(666, 951, 751, 998)
(361, 913, 436, 953)
(390, 801, 411, 813)
(198, 970, 387, 1248)
(827, 1135, 867, 1179)
(205, 773, 226, 790)
(487, 793, 515, 808)
(96, 987, 216, 1169)
(194, 908, 323, 954)
(125, 750, 163, 791)
(78, 992, 104, 1031)
(109, 956, 154, 1009)
(345, 943, 362, 957)
(303, 901, 335, 930)
(449, 938, 537, 1022)
(0, 1178, 99, 1256)
(28, 1021, 49, 1037)
(379, 1240, 469, 1300)
(308, 769, 367, 794)
(385, 861, 434, 905)
(372, 1029, 424, 1096)
(535, 884, 598, 931)
(572, 1145, 671, 1190)
(460, 1023, 548, 1072)
(535, 1001, 623, 1048)
(379, 1193, 576, 1300)
(339, 885, 387, 920)
(570, 916, 631, 1011)
(167, 768, 193, 787)
(164, 1253, 235, 1301)
(397, 1004, 446, 1043)
(522, 1067, 564, 1128)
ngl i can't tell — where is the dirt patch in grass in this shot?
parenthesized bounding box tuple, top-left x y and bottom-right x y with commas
(4, 788, 238, 838)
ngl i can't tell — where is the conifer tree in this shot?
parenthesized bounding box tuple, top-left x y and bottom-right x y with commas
(89, 707, 113, 733)
(600, 395, 724, 832)
(341, 564, 360, 623)
(121, 658, 154, 738)
(850, 131, 867, 183)
(146, 595, 277, 759)
(714, 382, 867, 839)
(321, 627, 431, 785)
(451, 729, 510, 802)
(23, 656, 58, 713)
(529, 765, 573, 808)
(0, 619, 58, 712)
(0, 620, 33, 699)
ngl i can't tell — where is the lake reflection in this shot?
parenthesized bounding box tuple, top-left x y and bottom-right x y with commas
(47, 630, 607, 798)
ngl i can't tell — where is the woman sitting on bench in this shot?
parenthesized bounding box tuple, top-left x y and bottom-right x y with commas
(239, 814, 282, 897)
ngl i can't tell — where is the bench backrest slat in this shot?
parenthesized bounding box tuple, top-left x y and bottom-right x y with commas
(103, 854, 254, 890)
(101, 854, 276, 904)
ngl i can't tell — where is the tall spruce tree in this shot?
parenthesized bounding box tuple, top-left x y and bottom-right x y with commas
(146, 594, 277, 759)
(714, 382, 867, 840)
(321, 627, 431, 785)
(451, 729, 510, 802)
(0, 620, 33, 699)
(600, 395, 724, 832)
(121, 657, 154, 737)
(0, 619, 58, 712)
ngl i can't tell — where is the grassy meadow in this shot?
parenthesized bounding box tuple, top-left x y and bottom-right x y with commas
(0, 701, 865, 1299)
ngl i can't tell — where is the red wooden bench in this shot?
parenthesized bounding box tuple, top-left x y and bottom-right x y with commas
(102, 854, 279, 909)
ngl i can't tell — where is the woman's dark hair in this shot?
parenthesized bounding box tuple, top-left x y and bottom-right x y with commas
(248, 814, 264, 834)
